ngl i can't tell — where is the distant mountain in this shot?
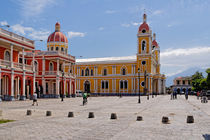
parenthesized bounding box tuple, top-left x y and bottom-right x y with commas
(166, 67, 207, 87)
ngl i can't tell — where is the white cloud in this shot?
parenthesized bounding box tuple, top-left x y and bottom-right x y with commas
(121, 22, 141, 27)
(167, 22, 181, 28)
(121, 23, 130, 27)
(152, 10, 163, 15)
(98, 27, 104, 31)
(105, 10, 116, 14)
(161, 46, 210, 76)
(11, 24, 33, 35)
(11, 24, 50, 40)
(17, 0, 56, 17)
(0, 21, 9, 26)
(68, 31, 86, 38)
(131, 22, 141, 26)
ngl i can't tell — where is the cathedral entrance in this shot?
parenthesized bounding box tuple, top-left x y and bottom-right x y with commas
(84, 81, 90, 93)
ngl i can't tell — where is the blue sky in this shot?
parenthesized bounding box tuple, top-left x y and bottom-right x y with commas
(1, 0, 210, 77)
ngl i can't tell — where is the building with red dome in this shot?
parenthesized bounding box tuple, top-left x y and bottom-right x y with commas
(24, 22, 76, 98)
(0, 22, 76, 101)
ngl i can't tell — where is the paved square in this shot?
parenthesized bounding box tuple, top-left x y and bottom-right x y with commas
(0, 95, 210, 140)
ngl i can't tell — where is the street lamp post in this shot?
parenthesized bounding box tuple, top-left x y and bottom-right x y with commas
(61, 70, 64, 102)
(138, 68, 141, 104)
(144, 70, 149, 100)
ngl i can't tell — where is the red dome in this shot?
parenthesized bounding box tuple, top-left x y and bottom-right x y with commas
(47, 32, 68, 43)
(152, 40, 158, 47)
(47, 22, 68, 43)
(55, 22, 60, 26)
(139, 22, 150, 32)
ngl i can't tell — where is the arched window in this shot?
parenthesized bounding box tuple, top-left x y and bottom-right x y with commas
(34, 61, 38, 72)
(120, 81, 123, 89)
(142, 41, 146, 51)
(85, 68, 89, 76)
(124, 81, 127, 89)
(61, 47, 64, 52)
(102, 81, 105, 89)
(142, 29, 146, 33)
(51, 47, 53, 51)
(81, 70, 84, 76)
(56, 47, 59, 51)
(122, 68, 126, 75)
(65, 48, 67, 54)
(5, 51, 10, 61)
(103, 69, 107, 76)
(91, 69, 94, 76)
(49, 62, 53, 71)
(152, 46, 155, 50)
(105, 81, 108, 89)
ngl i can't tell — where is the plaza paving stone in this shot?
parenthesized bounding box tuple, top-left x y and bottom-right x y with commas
(0, 95, 210, 140)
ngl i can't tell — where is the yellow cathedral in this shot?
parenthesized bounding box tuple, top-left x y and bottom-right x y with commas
(75, 14, 166, 95)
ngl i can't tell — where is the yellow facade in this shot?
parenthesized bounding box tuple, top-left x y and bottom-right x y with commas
(74, 14, 166, 95)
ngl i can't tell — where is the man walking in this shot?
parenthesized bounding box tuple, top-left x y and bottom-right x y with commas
(83, 92, 87, 105)
(32, 92, 38, 106)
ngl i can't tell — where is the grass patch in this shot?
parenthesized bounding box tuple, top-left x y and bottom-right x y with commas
(0, 119, 15, 124)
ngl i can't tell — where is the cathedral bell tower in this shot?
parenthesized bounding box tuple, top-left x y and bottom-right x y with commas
(136, 13, 152, 74)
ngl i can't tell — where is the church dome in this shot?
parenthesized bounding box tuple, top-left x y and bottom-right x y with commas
(47, 22, 68, 43)
(152, 33, 158, 47)
(139, 13, 150, 33)
(47, 22, 68, 54)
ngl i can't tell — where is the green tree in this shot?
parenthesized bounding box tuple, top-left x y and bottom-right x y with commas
(206, 68, 210, 89)
(191, 71, 204, 91)
(200, 78, 207, 90)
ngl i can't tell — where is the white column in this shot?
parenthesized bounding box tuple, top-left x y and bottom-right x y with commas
(22, 72, 25, 98)
(11, 71, 14, 98)
(56, 77, 60, 96)
(57, 59, 59, 75)
(32, 51, 35, 93)
(10, 44, 13, 68)
(42, 57, 45, 75)
(69, 79, 71, 95)
(22, 48, 25, 70)
(42, 79, 46, 95)
(17, 77, 19, 96)
(74, 80, 76, 95)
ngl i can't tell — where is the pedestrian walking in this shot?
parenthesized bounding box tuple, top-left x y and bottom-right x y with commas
(197, 91, 200, 100)
(32, 92, 38, 106)
(185, 91, 188, 100)
(83, 93, 87, 105)
(170, 92, 173, 100)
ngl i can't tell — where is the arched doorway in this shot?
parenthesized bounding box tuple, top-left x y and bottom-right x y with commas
(84, 81, 90, 93)
(71, 81, 75, 96)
